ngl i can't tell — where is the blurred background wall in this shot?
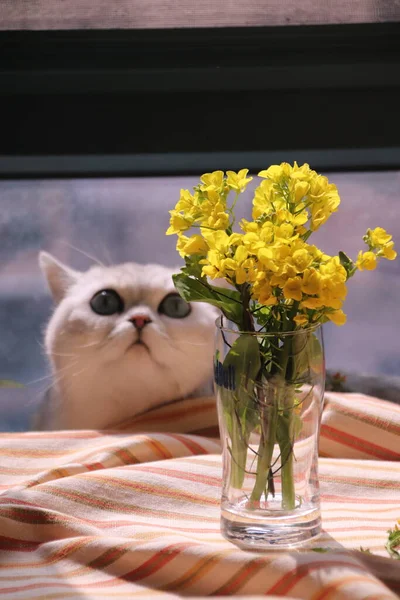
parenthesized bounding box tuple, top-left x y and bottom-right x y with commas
(0, 171, 399, 430)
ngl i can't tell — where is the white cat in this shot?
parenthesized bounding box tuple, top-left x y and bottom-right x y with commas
(35, 252, 218, 430)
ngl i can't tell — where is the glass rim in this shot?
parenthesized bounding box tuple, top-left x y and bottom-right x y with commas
(215, 315, 322, 336)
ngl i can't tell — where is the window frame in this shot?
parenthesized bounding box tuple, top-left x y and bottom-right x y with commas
(1, 22, 400, 177)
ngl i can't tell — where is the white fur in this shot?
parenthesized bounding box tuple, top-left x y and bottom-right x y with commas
(36, 252, 218, 430)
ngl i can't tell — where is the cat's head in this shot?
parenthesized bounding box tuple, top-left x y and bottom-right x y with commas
(39, 252, 218, 429)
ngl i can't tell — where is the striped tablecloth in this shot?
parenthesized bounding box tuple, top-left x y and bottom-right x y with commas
(0, 392, 399, 599)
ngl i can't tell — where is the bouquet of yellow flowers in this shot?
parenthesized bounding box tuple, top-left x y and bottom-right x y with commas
(166, 163, 396, 513)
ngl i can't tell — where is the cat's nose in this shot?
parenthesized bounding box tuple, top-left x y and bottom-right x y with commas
(129, 315, 152, 330)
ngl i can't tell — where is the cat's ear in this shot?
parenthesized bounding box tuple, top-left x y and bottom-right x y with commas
(39, 251, 79, 304)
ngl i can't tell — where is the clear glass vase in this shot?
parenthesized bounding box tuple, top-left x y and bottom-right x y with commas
(214, 317, 325, 550)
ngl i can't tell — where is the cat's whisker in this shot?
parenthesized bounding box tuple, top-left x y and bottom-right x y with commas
(60, 241, 105, 267)
(25, 360, 80, 386)
(75, 340, 104, 350)
(36, 339, 47, 352)
(37, 336, 102, 357)
(25, 373, 55, 386)
(174, 339, 209, 347)
(29, 361, 85, 414)
(167, 333, 209, 348)
(100, 243, 114, 267)
(25, 383, 53, 410)
(25, 362, 81, 411)
(68, 366, 90, 379)
(47, 351, 78, 358)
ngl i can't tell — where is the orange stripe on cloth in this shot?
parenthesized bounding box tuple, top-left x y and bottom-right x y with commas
(163, 549, 235, 592)
(32, 484, 218, 521)
(0, 538, 92, 570)
(321, 494, 399, 504)
(0, 392, 398, 599)
(115, 397, 216, 431)
(131, 465, 221, 487)
(267, 559, 371, 595)
(312, 574, 397, 600)
(122, 542, 196, 582)
(213, 557, 272, 595)
(165, 433, 213, 455)
(323, 396, 400, 437)
(320, 424, 400, 460)
(79, 473, 219, 506)
(319, 473, 400, 489)
(0, 536, 41, 552)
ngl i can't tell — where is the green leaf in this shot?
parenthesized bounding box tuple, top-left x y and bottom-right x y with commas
(222, 335, 262, 434)
(291, 331, 323, 382)
(252, 304, 272, 327)
(0, 379, 24, 388)
(219, 335, 262, 489)
(173, 272, 243, 325)
(385, 525, 400, 559)
(223, 334, 261, 392)
(339, 250, 356, 279)
(183, 255, 204, 279)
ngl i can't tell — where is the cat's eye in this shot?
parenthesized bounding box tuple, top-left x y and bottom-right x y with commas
(158, 293, 191, 319)
(90, 289, 124, 315)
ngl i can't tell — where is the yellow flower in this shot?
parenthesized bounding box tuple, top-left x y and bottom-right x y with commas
(368, 227, 392, 247)
(310, 206, 330, 231)
(290, 162, 313, 181)
(319, 282, 347, 309)
(289, 179, 310, 204)
(175, 189, 197, 213)
(167, 165, 397, 334)
(242, 232, 264, 254)
(166, 211, 193, 235)
(301, 268, 321, 296)
(240, 218, 259, 233)
(319, 257, 347, 282)
(293, 314, 309, 326)
(234, 245, 249, 263)
(273, 243, 292, 262)
(326, 309, 347, 326)
(382, 241, 397, 260)
(201, 248, 228, 280)
(259, 222, 275, 244)
(251, 179, 279, 220)
(283, 277, 303, 301)
(226, 169, 253, 192)
(258, 247, 278, 272)
(291, 248, 314, 273)
(176, 234, 209, 257)
(202, 230, 230, 253)
(356, 251, 377, 271)
(258, 162, 292, 182)
(201, 264, 220, 279)
(202, 205, 230, 230)
(301, 297, 324, 309)
(228, 233, 244, 246)
(275, 223, 295, 240)
(253, 280, 278, 305)
(200, 171, 225, 192)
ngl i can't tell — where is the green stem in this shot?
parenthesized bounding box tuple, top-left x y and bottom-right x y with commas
(276, 334, 296, 510)
(250, 334, 297, 509)
(249, 404, 277, 503)
(230, 418, 247, 489)
(281, 450, 295, 509)
(277, 408, 296, 510)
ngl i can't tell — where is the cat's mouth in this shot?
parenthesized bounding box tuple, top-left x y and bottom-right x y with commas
(131, 339, 150, 352)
